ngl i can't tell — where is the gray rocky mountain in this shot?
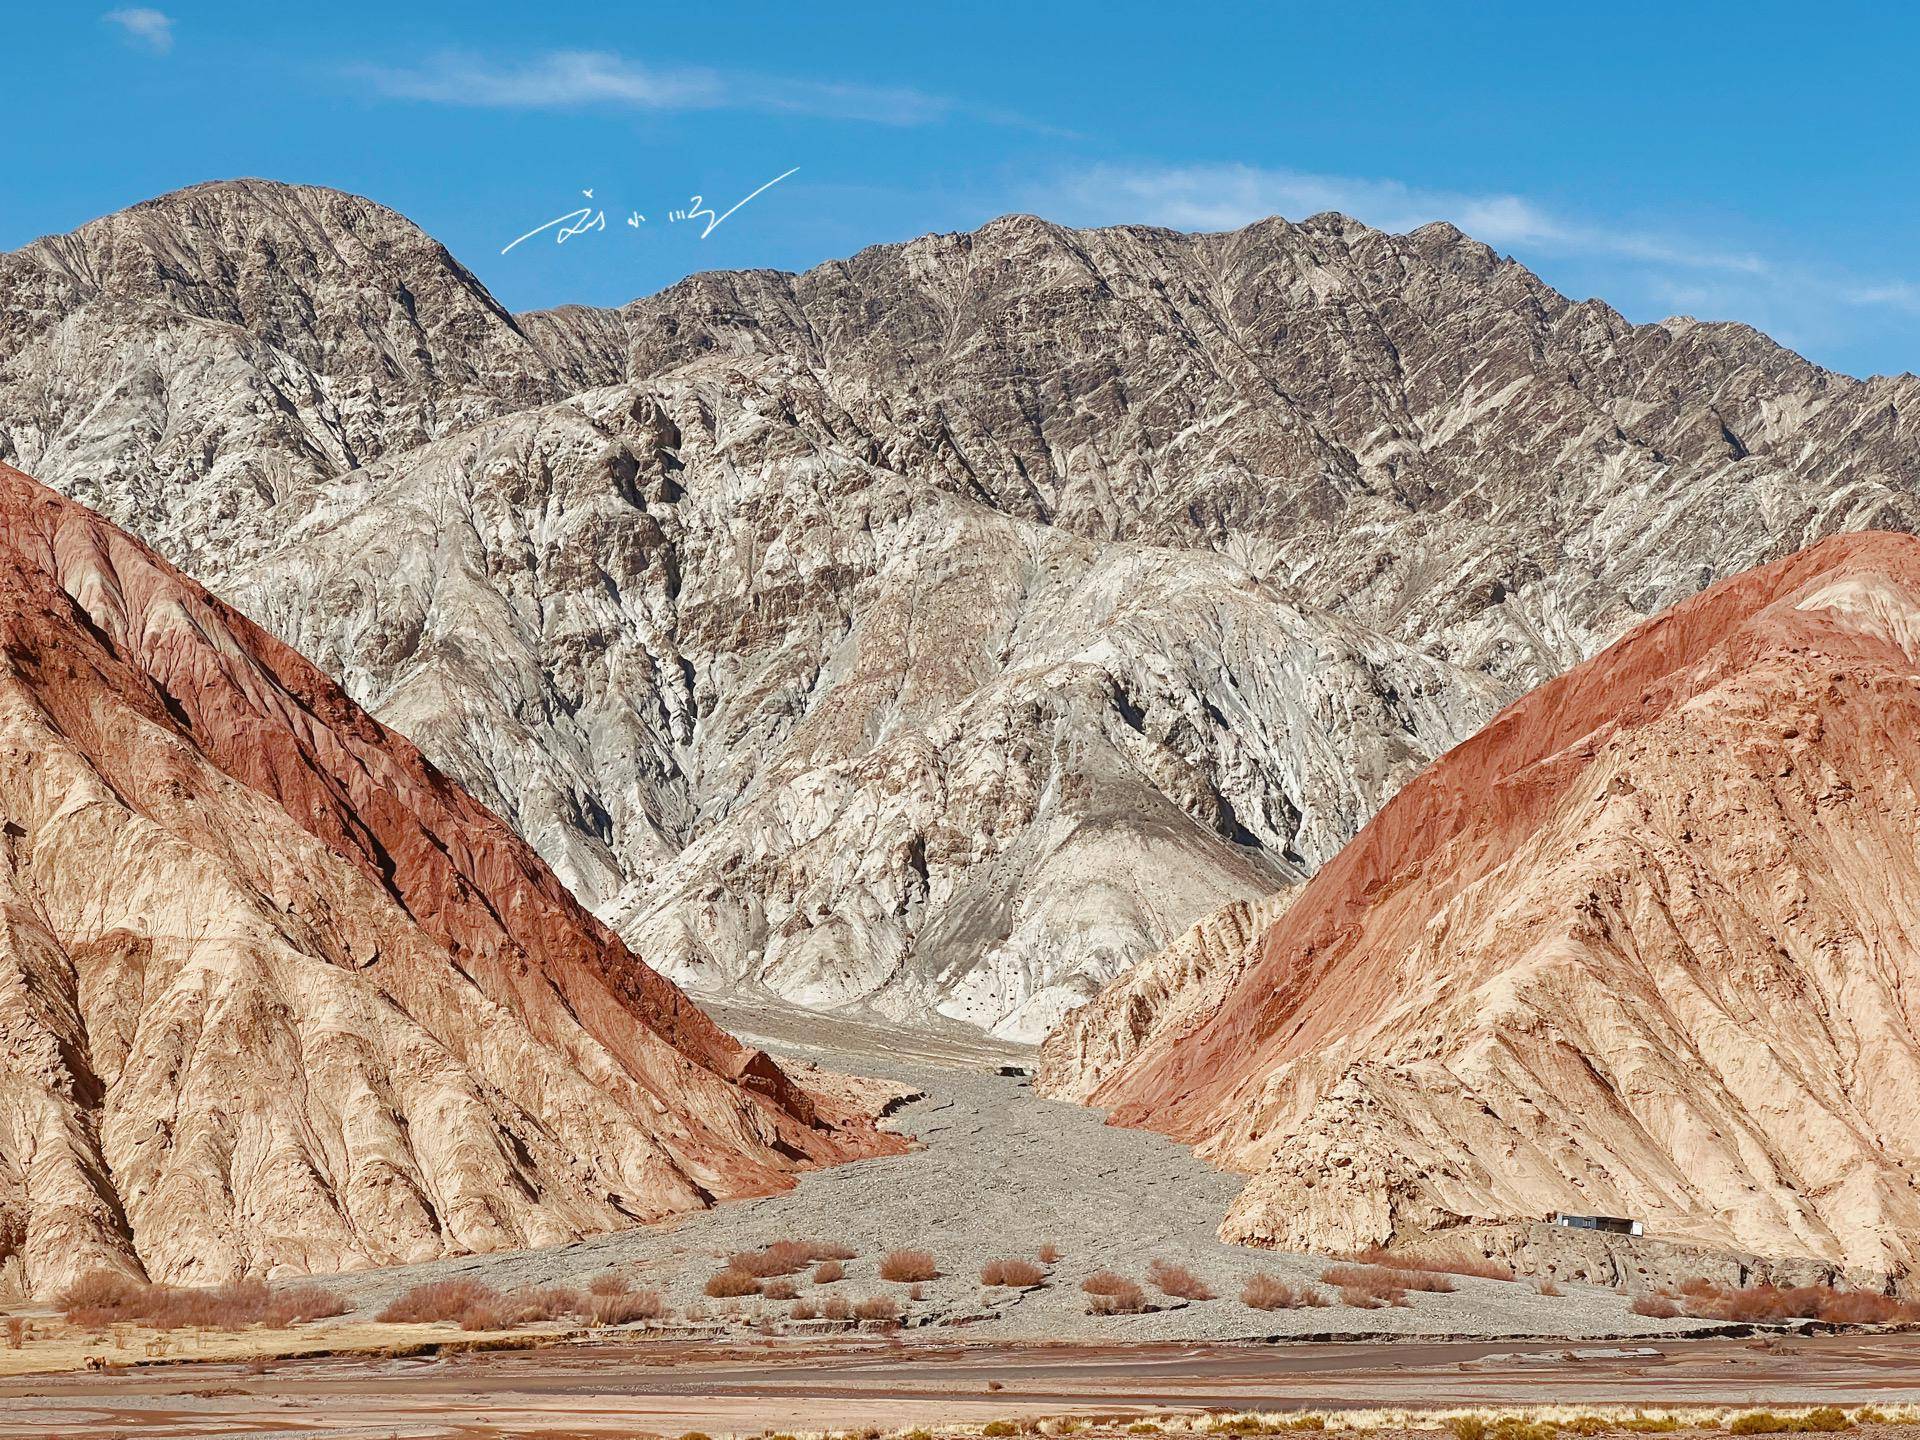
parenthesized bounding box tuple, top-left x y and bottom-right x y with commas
(4, 179, 1916, 1039)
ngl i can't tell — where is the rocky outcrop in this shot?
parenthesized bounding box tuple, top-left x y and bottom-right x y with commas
(1037, 889, 1295, 1103)
(7, 183, 1920, 1039)
(1080, 534, 1920, 1274)
(0, 462, 898, 1300)
(0, 179, 565, 568)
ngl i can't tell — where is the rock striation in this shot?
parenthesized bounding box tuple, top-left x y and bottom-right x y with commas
(6, 181, 1920, 1039)
(0, 462, 897, 1300)
(1072, 534, 1920, 1274)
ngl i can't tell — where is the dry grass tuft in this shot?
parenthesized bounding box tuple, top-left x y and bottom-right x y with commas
(853, 1294, 902, 1324)
(762, 1278, 799, 1301)
(591, 1286, 664, 1325)
(728, 1239, 850, 1277)
(812, 1259, 845, 1284)
(1630, 1295, 1681, 1318)
(703, 1268, 762, 1299)
(878, 1248, 939, 1282)
(1081, 1271, 1148, 1315)
(1536, 1279, 1565, 1297)
(1146, 1258, 1215, 1301)
(790, 1299, 818, 1320)
(1241, 1273, 1330, 1310)
(1351, 1245, 1513, 1282)
(980, 1258, 1047, 1287)
(1321, 1264, 1418, 1305)
(821, 1294, 852, 1321)
(1038, 1241, 1063, 1264)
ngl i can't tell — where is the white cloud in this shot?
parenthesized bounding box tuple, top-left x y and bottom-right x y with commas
(103, 6, 172, 54)
(1842, 282, 1920, 314)
(355, 50, 959, 127)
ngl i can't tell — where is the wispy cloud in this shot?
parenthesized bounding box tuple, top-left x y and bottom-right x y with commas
(1046, 162, 1770, 274)
(1841, 282, 1920, 315)
(103, 6, 172, 54)
(353, 49, 999, 128)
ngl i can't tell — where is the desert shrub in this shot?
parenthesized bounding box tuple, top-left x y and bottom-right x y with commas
(1537, 1279, 1565, 1297)
(878, 1249, 938, 1282)
(983, 1425, 1023, 1438)
(3, 1317, 24, 1349)
(762, 1278, 799, 1301)
(1449, 1418, 1488, 1440)
(1617, 1416, 1680, 1432)
(59, 1271, 147, 1326)
(703, 1268, 761, 1298)
(1082, 1272, 1148, 1315)
(813, 1259, 845, 1284)
(908, 1282, 926, 1301)
(1038, 1241, 1063, 1263)
(1490, 1422, 1557, 1440)
(1351, 1245, 1512, 1282)
(1146, 1258, 1215, 1300)
(1720, 1412, 1851, 1436)
(377, 1279, 503, 1326)
(728, 1240, 829, 1277)
(592, 1287, 664, 1325)
(259, 1284, 348, 1327)
(981, 1258, 1048, 1287)
(853, 1294, 902, 1324)
(1565, 1418, 1611, 1436)
(1321, 1265, 1410, 1307)
(587, 1271, 630, 1297)
(1799, 1410, 1852, 1433)
(57, 1272, 350, 1331)
(1241, 1273, 1329, 1310)
(498, 1286, 586, 1325)
(458, 1305, 505, 1332)
(790, 1299, 818, 1320)
(1323, 1262, 1434, 1293)
(821, 1294, 852, 1321)
(1630, 1295, 1681, 1319)
(1675, 1280, 1915, 1325)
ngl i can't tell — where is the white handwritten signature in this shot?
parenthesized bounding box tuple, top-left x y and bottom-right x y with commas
(501, 168, 799, 255)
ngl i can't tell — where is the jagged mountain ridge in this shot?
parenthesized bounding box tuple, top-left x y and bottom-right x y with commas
(4, 180, 1917, 1038)
(0, 460, 897, 1299)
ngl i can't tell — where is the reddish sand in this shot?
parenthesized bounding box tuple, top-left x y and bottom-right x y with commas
(4, 1331, 1920, 1436)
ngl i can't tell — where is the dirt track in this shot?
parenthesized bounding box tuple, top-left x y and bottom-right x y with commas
(7, 1331, 1920, 1438)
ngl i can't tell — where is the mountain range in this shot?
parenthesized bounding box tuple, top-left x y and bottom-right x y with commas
(5, 178, 1917, 1045)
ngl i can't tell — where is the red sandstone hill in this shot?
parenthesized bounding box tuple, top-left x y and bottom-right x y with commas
(0, 462, 899, 1299)
(1058, 532, 1920, 1272)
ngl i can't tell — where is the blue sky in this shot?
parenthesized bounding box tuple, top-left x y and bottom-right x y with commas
(5, 1, 1916, 375)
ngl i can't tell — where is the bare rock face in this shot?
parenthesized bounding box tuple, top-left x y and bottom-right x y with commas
(1081, 534, 1920, 1274)
(0, 180, 563, 568)
(7, 184, 1920, 1040)
(0, 462, 897, 1300)
(1037, 889, 1295, 1104)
